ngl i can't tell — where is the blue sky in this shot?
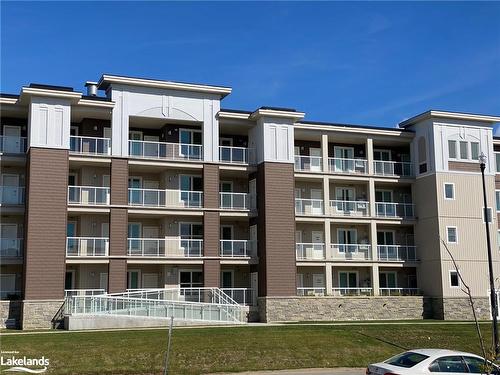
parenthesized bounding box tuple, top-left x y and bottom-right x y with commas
(1, 1, 499, 128)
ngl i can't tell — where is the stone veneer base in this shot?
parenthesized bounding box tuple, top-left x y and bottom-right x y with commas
(0, 301, 22, 328)
(21, 300, 65, 330)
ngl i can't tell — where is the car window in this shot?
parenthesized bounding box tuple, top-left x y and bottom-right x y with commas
(429, 356, 468, 373)
(463, 356, 487, 373)
(385, 352, 429, 368)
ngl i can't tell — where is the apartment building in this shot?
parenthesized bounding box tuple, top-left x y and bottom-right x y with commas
(1, 74, 500, 329)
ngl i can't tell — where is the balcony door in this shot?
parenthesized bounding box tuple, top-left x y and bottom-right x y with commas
(1, 174, 20, 204)
(311, 231, 324, 259)
(377, 230, 396, 259)
(179, 129, 202, 159)
(1, 224, 17, 256)
(379, 271, 397, 289)
(309, 148, 322, 172)
(374, 149, 392, 175)
(127, 270, 141, 290)
(128, 223, 142, 255)
(375, 190, 394, 216)
(312, 273, 325, 293)
(310, 189, 323, 215)
(3, 126, 21, 153)
(335, 187, 355, 213)
(337, 228, 357, 253)
(180, 175, 202, 207)
(64, 270, 75, 290)
(334, 146, 354, 172)
(179, 223, 203, 256)
(338, 271, 358, 290)
(129, 131, 143, 157)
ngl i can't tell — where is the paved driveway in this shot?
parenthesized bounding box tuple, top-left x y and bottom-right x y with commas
(208, 368, 366, 375)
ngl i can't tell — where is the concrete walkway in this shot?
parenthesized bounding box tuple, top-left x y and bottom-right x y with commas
(208, 368, 366, 375)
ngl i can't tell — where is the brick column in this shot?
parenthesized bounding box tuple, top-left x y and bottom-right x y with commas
(203, 212, 220, 288)
(203, 164, 219, 209)
(108, 158, 128, 293)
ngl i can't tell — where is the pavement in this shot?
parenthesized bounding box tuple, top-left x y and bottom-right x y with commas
(208, 369, 366, 375)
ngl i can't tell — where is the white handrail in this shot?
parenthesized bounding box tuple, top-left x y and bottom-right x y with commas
(64, 289, 106, 297)
(379, 288, 420, 296)
(295, 198, 324, 215)
(373, 160, 413, 177)
(66, 237, 109, 257)
(294, 155, 323, 172)
(68, 186, 110, 205)
(332, 287, 373, 296)
(295, 243, 326, 260)
(296, 287, 326, 296)
(330, 199, 369, 216)
(128, 140, 203, 161)
(0, 136, 27, 154)
(377, 245, 418, 261)
(219, 192, 248, 210)
(375, 202, 415, 218)
(128, 188, 203, 208)
(219, 146, 251, 164)
(220, 240, 251, 257)
(330, 243, 371, 260)
(127, 238, 203, 257)
(0, 186, 25, 205)
(328, 158, 367, 174)
(220, 288, 255, 305)
(70, 135, 111, 156)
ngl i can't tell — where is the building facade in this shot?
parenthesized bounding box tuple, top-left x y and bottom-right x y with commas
(1, 74, 500, 329)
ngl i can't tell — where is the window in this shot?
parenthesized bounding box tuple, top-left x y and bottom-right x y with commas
(429, 356, 467, 373)
(471, 142, 479, 160)
(448, 140, 457, 159)
(459, 141, 468, 159)
(385, 352, 429, 368)
(496, 191, 500, 212)
(496, 153, 500, 173)
(418, 137, 427, 174)
(447, 227, 457, 243)
(444, 183, 454, 200)
(450, 271, 460, 288)
(463, 356, 491, 373)
(483, 207, 493, 223)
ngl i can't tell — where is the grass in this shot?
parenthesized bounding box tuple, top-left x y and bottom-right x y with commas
(0, 323, 495, 374)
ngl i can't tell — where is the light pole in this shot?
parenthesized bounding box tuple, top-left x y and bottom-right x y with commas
(479, 152, 499, 357)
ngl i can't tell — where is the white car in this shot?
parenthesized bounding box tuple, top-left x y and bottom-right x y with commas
(366, 349, 500, 374)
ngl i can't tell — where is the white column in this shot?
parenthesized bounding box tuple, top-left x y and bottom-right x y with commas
(325, 263, 333, 295)
(366, 138, 374, 175)
(370, 221, 378, 261)
(324, 219, 331, 260)
(321, 133, 329, 173)
(368, 179, 376, 218)
(323, 177, 330, 216)
(371, 264, 380, 296)
(203, 99, 219, 162)
(110, 89, 129, 157)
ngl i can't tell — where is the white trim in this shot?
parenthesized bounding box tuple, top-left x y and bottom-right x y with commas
(449, 269, 460, 288)
(446, 226, 458, 244)
(444, 183, 455, 200)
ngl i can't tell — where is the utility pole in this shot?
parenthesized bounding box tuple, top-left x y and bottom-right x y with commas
(163, 316, 174, 375)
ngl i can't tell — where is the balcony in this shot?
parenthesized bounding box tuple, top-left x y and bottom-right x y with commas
(332, 287, 373, 296)
(68, 186, 110, 205)
(221, 288, 256, 305)
(220, 192, 249, 210)
(127, 238, 203, 257)
(220, 240, 253, 257)
(375, 202, 415, 219)
(70, 136, 111, 156)
(329, 200, 369, 217)
(379, 288, 420, 296)
(330, 243, 372, 261)
(129, 140, 202, 161)
(66, 237, 109, 257)
(295, 198, 324, 216)
(296, 243, 325, 260)
(297, 287, 325, 296)
(0, 186, 25, 205)
(64, 289, 106, 298)
(373, 160, 413, 177)
(377, 245, 417, 261)
(219, 146, 252, 165)
(0, 239, 23, 257)
(294, 155, 323, 172)
(128, 188, 203, 208)
(0, 136, 27, 154)
(328, 158, 367, 174)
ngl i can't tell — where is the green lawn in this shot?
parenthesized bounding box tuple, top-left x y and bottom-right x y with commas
(0, 323, 494, 374)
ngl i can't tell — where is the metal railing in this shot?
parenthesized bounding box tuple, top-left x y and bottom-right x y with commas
(127, 238, 203, 257)
(0, 290, 21, 300)
(297, 287, 326, 296)
(330, 200, 369, 216)
(64, 289, 106, 298)
(0, 186, 25, 205)
(66, 237, 109, 257)
(220, 240, 253, 257)
(68, 186, 110, 205)
(379, 288, 420, 296)
(373, 160, 413, 177)
(332, 287, 373, 296)
(220, 192, 249, 210)
(0, 239, 23, 257)
(294, 155, 323, 172)
(219, 146, 251, 165)
(295, 198, 324, 216)
(128, 188, 203, 208)
(375, 202, 415, 218)
(377, 245, 418, 261)
(328, 158, 367, 174)
(221, 288, 256, 306)
(295, 243, 326, 260)
(0, 136, 27, 154)
(129, 140, 202, 161)
(70, 136, 111, 156)
(330, 244, 372, 260)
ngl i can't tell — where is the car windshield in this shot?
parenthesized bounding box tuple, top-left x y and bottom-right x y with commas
(385, 352, 429, 368)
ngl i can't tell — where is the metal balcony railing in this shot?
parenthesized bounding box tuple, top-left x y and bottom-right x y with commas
(332, 287, 373, 296)
(127, 238, 203, 257)
(68, 186, 110, 205)
(375, 202, 415, 218)
(220, 240, 253, 257)
(297, 287, 326, 296)
(219, 146, 252, 164)
(70, 136, 111, 156)
(379, 288, 420, 296)
(128, 188, 203, 208)
(220, 288, 256, 306)
(0, 136, 27, 154)
(0, 186, 25, 205)
(330, 200, 369, 216)
(373, 160, 413, 177)
(129, 140, 202, 161)
(377, 245, 417, 261)
(330, 244, 372, 260)
(66, 237, 109, 257)
(294, 155, 323, 172)
(328, 158, 367, 174)
(295, 243, 326, 260)
(0, 239, 23, 257)
(64, 289, 106, 298)
(220, 192, 249, 210)
(295, 198, 324, 216)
